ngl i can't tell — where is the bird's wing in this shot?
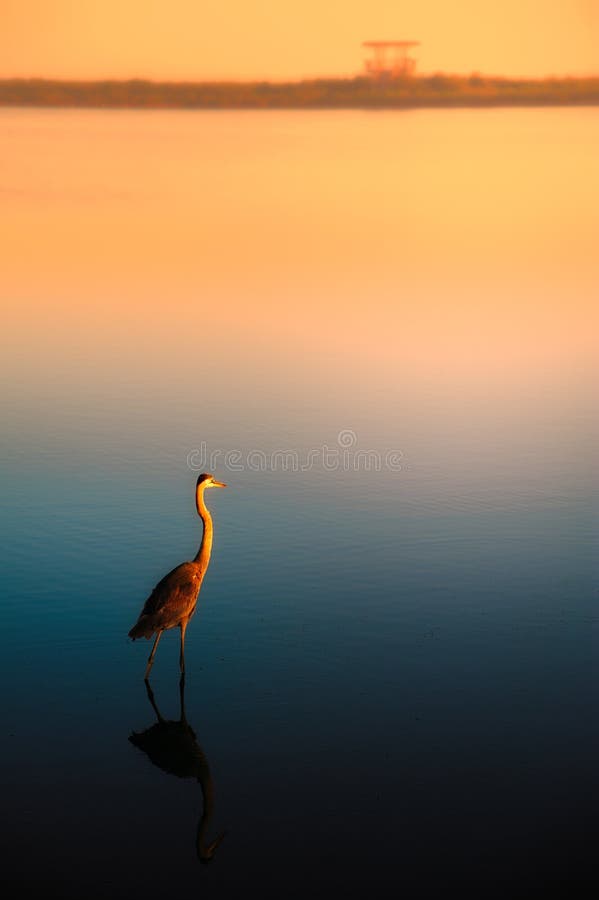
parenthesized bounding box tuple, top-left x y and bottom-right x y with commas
(140, 562, 201, 619)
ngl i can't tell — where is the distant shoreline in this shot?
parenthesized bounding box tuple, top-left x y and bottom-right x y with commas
(1, 75, 598, 109)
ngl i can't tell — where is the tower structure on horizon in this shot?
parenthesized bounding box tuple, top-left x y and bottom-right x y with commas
(362, 41, 420, 79)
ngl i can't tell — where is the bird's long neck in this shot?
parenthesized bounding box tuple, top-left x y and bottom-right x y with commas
(193, 487, 213, 570)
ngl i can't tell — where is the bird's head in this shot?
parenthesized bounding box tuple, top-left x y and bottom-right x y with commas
(197, 473, 227, 490)
(196, 473, 227, 515)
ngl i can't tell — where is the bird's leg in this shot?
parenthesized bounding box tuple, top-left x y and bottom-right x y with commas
(145, 630, 163, 680)
(179, 620, 188, 674)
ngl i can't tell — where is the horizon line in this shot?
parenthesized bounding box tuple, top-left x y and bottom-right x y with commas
(1, 71, 598, 84)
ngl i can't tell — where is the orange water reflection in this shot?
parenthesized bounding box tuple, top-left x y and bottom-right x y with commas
(1, 108, 596, 410)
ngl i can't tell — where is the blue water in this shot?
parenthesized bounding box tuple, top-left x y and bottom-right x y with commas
(1, 108, 597, 896)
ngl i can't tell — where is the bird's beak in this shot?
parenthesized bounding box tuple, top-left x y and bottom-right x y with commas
(212, 480, 227, 488)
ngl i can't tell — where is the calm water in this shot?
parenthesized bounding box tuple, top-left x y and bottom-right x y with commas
(1, 108, 597, 896)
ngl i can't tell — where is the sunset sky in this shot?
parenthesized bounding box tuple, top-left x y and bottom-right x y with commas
(2, 0, 598, 81)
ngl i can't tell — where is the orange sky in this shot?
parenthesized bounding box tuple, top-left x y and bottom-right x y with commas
(1, 0, 598, 80)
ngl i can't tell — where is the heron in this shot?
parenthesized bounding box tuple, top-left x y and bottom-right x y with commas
(128, 473, 227, 679)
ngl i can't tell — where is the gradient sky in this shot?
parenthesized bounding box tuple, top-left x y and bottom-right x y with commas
(2, 0, 598, 80)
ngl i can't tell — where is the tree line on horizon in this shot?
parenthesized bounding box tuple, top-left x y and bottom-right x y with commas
(0, 75, 598, 108)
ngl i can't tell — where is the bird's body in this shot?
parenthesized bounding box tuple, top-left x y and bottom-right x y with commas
(128, 473, 227, 678)
(128, 562, 205, 639)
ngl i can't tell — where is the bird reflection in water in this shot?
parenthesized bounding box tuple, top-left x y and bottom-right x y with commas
(129, 675, 225, 862)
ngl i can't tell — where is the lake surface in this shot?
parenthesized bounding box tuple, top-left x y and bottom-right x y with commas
(1, 108, 597, 896)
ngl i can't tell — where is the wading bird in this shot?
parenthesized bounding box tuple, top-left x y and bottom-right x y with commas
(128, 473, 227, 679)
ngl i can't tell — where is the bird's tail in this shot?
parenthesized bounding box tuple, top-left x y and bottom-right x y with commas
(128, 616, 155, 640)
